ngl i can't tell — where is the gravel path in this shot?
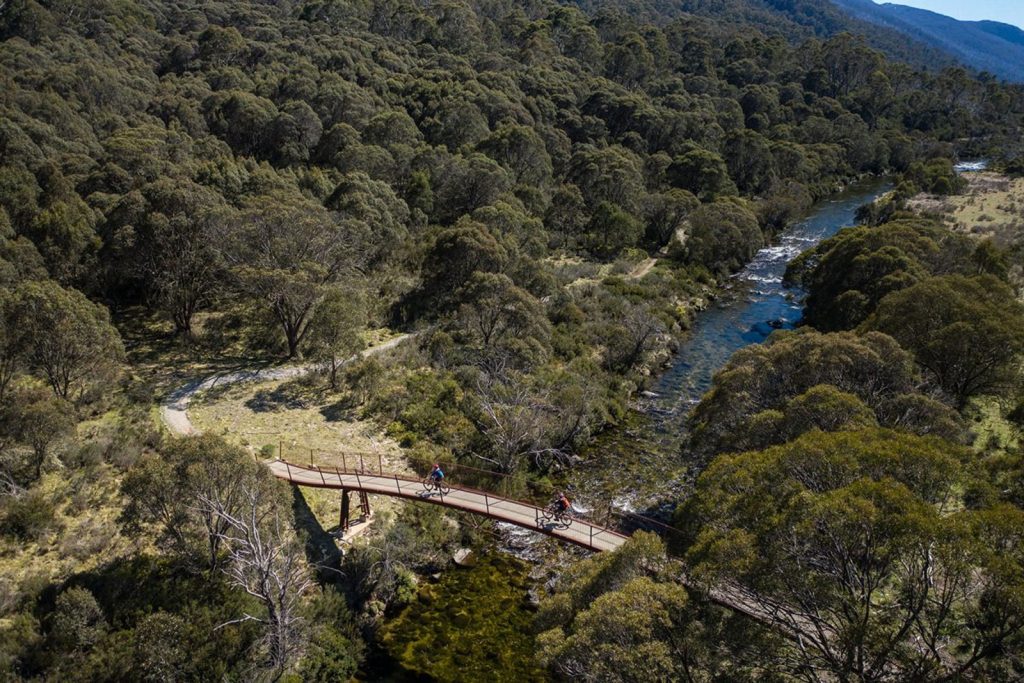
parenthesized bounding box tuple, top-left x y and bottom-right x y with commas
(160, 333, 416, 436)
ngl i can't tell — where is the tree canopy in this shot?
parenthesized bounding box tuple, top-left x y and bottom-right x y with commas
(687, 328, 962, 457)
(787, 218, 977, 331)
(864, 274, 1024, 408)
(1, 0, 1023, 679)
(678, 428, 1024, 681)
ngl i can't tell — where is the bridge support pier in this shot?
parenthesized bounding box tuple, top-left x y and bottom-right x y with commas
(340, 490, 350, 531)
(340, 489, 372, 533)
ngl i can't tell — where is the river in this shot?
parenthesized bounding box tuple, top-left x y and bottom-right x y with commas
(649, 177, 893, 418)
(365, 177, 893, 680)
(570, 177, 893, 511)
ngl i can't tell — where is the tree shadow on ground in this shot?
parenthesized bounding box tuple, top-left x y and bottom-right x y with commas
(244, 385, 308, 413)
(319, 398, 359, 423)
(244, 375, 327, 413)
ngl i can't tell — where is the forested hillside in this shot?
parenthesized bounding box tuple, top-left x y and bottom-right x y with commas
(833, 0, 1024, 83)
(573, 0, 959, 72)
(1, 0, 1023, 680)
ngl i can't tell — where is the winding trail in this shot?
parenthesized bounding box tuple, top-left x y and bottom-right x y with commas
(159, 333, 417, 437)
(627, 257, 658, 280)
(159, 331, 816, 638)
(158, 331, 629, 552)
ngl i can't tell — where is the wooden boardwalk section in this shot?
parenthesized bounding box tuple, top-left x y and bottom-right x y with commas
(267, 459, 630, 552)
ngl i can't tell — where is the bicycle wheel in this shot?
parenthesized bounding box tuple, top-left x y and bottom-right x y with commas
(438, 480, 451, 495)
(421, 477, 434, 493)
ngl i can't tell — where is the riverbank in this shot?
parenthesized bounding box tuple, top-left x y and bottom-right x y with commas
(560, 177, 893, 517)
(906, 169, 1024, 292)
(362, 178, 897, 679)
(164, 178, 894, 679)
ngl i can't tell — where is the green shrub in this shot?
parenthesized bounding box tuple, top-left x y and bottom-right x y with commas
(49, 587, 106, 653)
(2, 490, 56, 541)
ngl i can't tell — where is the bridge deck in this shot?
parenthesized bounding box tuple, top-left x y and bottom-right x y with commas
(267, 460, 629, 552)
(269, 460, 814, 639)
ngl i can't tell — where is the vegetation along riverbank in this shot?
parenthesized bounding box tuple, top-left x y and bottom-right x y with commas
(1, 0, 1023, 680)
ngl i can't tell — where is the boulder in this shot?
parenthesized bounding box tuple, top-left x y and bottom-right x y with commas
(453, 547, 475, 566)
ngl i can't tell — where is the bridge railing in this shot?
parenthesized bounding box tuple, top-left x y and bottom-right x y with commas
(274, 457, 633, 548)
(275, 441, 522, 493)
(272, 440, 687, 545)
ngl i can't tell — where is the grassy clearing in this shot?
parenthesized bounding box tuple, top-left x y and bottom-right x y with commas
(905, 171, 1024, 299)
(0, 400, 166, 615)
(546, 250, 653, 290)
(907, 172, 1024, 248)
(116, 307, 269, 400)
(191, 373, 406, 468)
(117, 303, 403, 401)
(189, 370, 412, 535)
(118, 299, 418, 540)
(0, 465, 137, 614)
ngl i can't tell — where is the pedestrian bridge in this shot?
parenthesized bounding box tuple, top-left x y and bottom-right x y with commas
(269, 458, 815, 641)
(267, 459, 630, 552)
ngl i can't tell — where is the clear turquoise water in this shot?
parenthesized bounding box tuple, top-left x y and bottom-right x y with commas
(647, 178, 892, 420)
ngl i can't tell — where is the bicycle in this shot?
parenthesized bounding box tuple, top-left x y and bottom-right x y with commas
(421, 475, 451, 496)
(538, 503, 572, 529)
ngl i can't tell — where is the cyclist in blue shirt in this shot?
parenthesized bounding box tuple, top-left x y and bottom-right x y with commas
(430, 463, 444, 482)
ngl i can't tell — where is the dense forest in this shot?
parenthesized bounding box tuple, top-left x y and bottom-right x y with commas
(1, 0, 1023, 680)
(573, 0, 962, 72)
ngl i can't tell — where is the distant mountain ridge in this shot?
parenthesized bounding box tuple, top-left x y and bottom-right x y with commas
(575, 1, 1023, 82)
(975, 20, 1024, 48)
(831, 0, 1024, 82)
(572, 1, 958, 73)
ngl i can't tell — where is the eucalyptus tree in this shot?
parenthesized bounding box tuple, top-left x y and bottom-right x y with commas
(217, 196, 361, 358)
(680, 428, 1024, 681)
(5, 391, 74, 480)
(537, 533, 693, 681)
(107, 178, 228, 336)
(687, 329, 961, 457)
(864, 274, 1024, 408)
(12, 280, 123, 400)
(307, 287, 366, 390)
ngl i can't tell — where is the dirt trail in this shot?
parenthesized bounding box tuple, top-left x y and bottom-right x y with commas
(627, 257, 657, 279)
(160, 333, 416, 436)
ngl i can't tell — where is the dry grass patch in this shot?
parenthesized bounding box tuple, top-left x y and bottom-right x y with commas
(191, 374, 406, 469)
(189, 371, 413, 533)
(910, 172, 1024, 247)
(0, 466, 136, 614)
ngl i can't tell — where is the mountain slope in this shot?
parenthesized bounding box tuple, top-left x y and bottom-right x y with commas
(832, 0, 1024, 82)
(572, 0, 956, 72)
(976, 20, 1024, 48)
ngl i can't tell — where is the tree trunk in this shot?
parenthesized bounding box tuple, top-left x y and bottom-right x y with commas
(0, 355, 13, 403)
(173, 307, 193, 338)
(285, 328, 300, 359)
(33, 447, 45, 479)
